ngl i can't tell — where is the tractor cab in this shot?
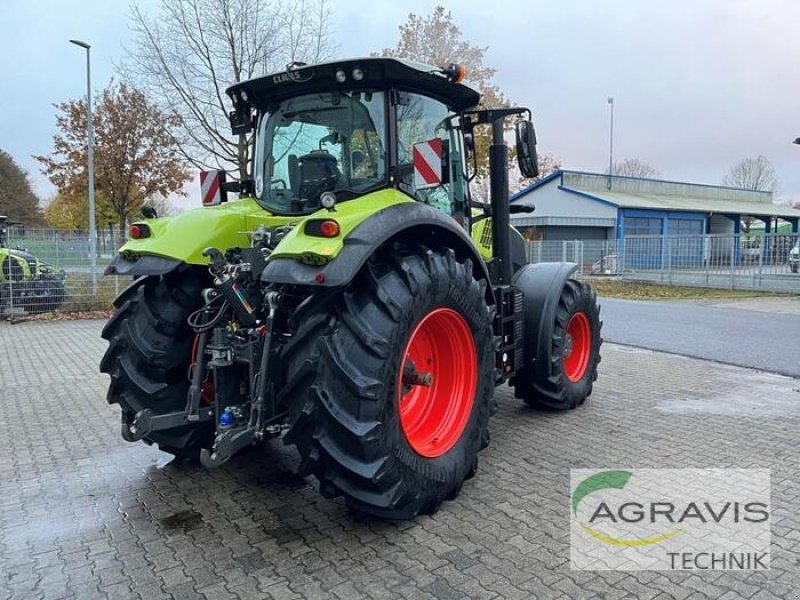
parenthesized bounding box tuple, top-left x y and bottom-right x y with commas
(227, 58, 535, 229)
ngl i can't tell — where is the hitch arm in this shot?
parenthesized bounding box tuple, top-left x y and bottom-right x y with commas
(122, 331, 214, 441)
(123, 406, 215, 441)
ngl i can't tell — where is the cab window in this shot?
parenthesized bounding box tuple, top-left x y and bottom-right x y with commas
(395, 92, 466, 219)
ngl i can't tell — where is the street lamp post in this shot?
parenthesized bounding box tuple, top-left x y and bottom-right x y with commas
(607, 97, 615, 189)
(69, 39, 97, 290)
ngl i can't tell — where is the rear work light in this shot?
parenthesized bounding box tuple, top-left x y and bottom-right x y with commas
(305, 219, 340, 238)
(129, 224, 151, 239)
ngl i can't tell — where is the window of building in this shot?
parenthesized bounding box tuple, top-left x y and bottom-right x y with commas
(669, 219, 704, 236)
(624, 216, 662, 236)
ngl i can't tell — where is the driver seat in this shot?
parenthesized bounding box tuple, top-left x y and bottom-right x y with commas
(297, 151, 341, 199)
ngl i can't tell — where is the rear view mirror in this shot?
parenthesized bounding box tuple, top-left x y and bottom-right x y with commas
(515, 120, 539, 178)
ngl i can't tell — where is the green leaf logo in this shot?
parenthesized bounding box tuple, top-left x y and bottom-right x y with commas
(572, 470, 681, 547)
(572, 470, 632, 515)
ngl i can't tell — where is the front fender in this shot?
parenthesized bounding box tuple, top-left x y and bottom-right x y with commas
(512, 262, 579, 380)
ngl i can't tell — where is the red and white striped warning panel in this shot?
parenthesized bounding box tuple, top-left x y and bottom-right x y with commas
(413, 138, 445, 189)
(200, 170, 223, 206)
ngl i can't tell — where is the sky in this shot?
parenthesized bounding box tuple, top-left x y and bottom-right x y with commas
(2, 0, 799, 211)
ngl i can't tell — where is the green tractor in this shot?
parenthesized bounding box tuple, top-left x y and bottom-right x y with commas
(1, 216, 67, 315)
(100, 58, 601, 519)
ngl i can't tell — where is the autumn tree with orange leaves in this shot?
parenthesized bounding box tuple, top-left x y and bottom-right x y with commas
(36, 82, 189, 235)
(380, 6, 508, 178)
(380, 6, 557, 195)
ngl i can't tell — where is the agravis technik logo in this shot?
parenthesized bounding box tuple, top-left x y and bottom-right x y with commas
(570, 469, 770, 571)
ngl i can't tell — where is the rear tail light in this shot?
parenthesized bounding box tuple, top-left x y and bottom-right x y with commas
(305, 219, 340, 238)
(129, 224, 151, 239)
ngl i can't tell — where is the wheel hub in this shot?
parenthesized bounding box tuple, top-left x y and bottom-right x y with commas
(402, 361, 434, 388)
(564, 333, 574, 357)
(397, 308, 477, 458)
(563, 312, 591, 383)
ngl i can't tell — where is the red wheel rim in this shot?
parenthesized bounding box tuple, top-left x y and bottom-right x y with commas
(564, 312, 591, 383)
(397, 308, 477, 458)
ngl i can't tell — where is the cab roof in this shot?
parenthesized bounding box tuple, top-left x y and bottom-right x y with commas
(226, 57, 482, 112)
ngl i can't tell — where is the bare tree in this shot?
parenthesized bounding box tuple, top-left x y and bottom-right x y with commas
(470, 152, 562, 204)
(534, 153, 563, 182)
(723, 155, 777, 234)
(124, 0, 336, 179)
(723, 155, 777, 192)
(608, 158, 661, 178)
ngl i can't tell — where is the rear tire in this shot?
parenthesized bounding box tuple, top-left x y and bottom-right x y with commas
(281, 245, 494, 519)
(100, 268, 213, 457)
(513, 279, 602, 410)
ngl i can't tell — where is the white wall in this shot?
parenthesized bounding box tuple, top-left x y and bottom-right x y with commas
(709, 214, 736, 234)
(516, 177, 618, 220)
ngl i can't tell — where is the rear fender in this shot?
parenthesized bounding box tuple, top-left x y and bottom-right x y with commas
(105, 254, 184, 277)
(512, 262, 578, 380)
(262, 202, 494, 304)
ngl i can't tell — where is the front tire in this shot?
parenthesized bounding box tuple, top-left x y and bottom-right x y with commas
(281, 245, 494, 519)
(20, 279, 67, 314)
(513, 279, 602, 410)
(100, 268, 213, 457)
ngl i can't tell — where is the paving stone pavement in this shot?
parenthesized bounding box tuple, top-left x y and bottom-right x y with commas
(1, 319, 799, 600)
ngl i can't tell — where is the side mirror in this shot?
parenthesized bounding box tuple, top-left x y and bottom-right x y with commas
(515, 120, 539, 178)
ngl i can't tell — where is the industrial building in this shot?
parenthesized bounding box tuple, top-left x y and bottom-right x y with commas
(510, 170, 800, 242)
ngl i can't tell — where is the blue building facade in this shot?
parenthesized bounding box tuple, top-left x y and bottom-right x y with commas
(510, 170, 800, 269)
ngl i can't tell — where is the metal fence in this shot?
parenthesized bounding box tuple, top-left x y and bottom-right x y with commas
(527, 232, 800, 293)
(1, 227, 123, 317)
(2, 227, 798, 318)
